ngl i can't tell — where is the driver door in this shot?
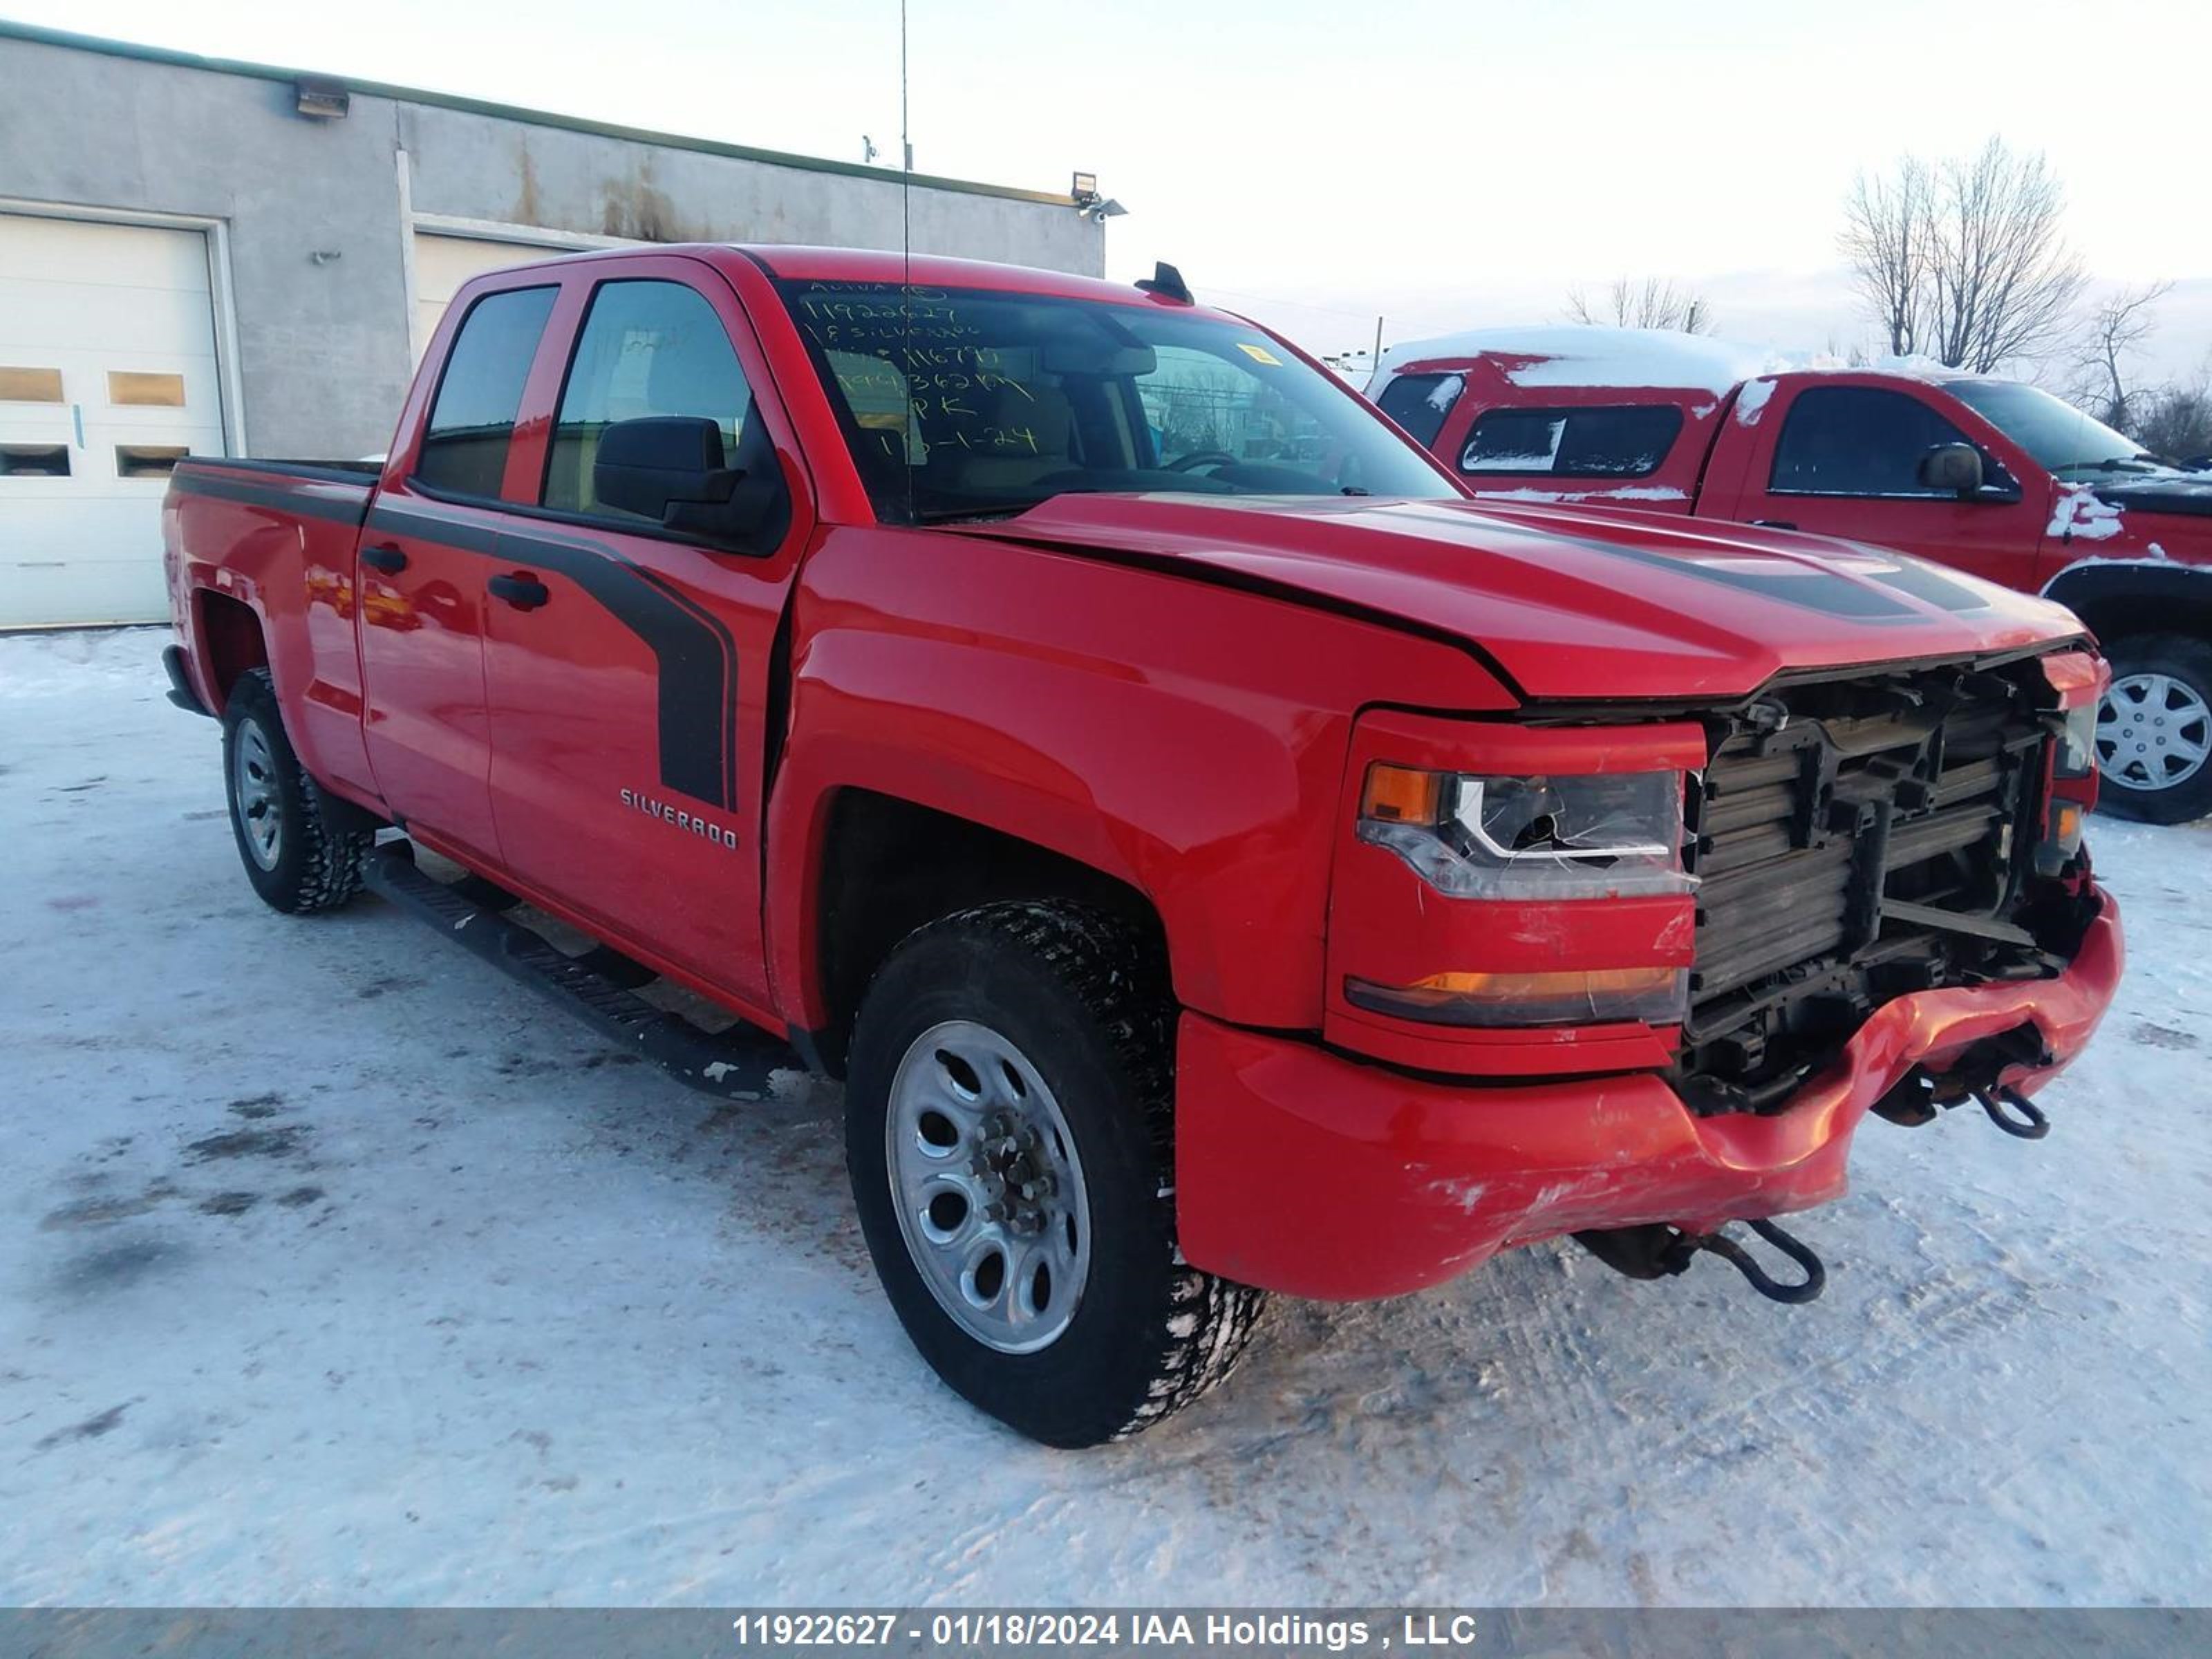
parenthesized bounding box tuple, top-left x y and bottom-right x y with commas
(1732, 381, 2045, 590)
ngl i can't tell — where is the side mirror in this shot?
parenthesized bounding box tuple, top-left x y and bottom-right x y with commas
(592, 414, 789, 552)
(594, 415, 736, 518)
(1918, 442, 1985, 497)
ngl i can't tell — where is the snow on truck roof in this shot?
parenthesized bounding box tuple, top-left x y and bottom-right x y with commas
(1367, 325, 1981, 399)
(1371, 326, 1793, 395)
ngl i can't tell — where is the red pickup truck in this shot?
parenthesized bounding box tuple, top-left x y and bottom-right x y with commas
(162, 249, 2119, 1446)
(1370, 329, 2212, 822)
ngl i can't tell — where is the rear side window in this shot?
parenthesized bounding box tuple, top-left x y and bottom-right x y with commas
(1460, 405, 1683, 478)
(542, 280, 756, 523)
(414, 285, 557, 499)
(1769, 386, 1973, 496)
(1376, 373, 1464, 447)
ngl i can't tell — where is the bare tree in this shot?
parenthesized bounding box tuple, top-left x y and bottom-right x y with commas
(1566, 277, 1713, 334)
(2135, 365, 2212, 462)
(1842, 138, 2088, 373)
(2069, 281, 2172, 431)
(1841, 158, 1933, 356)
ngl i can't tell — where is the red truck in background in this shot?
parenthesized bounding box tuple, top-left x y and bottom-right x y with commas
(1369, 328, 2212, 822)
(163, 249, 2119, 1446)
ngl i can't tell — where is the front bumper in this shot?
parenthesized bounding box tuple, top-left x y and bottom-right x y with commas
(1175, 885, 2122, 1300)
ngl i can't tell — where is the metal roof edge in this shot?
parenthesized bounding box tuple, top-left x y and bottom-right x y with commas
(0, 17, 1079, 208)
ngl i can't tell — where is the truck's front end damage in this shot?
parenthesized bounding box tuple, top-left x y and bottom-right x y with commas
(1175, 646, 2119, 1303)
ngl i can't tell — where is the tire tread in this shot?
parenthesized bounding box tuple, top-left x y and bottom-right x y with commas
(852, 899, 1266, 1444)
(224, 668, 372, 912)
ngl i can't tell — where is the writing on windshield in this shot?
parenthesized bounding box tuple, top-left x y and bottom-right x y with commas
(776, 281, 1454, 523)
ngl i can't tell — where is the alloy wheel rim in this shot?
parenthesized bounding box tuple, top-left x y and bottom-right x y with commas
(885, 1019, 1091, 1354)
(2098, 673, 2211, 791)
(233, 718, 284, 870)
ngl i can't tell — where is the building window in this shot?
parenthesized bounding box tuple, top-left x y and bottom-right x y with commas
(542, 281, 753, 523)
(116, 444, 189, 478)
(414, 285, 557, 500)
(0, 367, 64, 403)
(107, 371, 188, 407)
(0, 444, 71, 476)
(1461, 404, 1684, 478)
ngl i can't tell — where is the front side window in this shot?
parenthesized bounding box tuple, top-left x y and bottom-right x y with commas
(543, 280, 756, 523)
(1460, 405, 1682, 478)
(415, 286, 556, 499)
(776, 281, 1456, 522)
(1769, 386, 1980, 497)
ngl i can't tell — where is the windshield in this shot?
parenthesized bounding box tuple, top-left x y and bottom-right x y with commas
(774, 280, 1458, 522)
(1944, 379, 2168, 477)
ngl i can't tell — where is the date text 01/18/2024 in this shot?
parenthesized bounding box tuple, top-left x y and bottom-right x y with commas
(727, 1612, 1487, 1651)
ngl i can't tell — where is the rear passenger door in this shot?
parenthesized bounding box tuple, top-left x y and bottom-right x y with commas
(357, 283, 557, 869)
(478, 261, 810, 1011)
(1730, 382, 2044, 588)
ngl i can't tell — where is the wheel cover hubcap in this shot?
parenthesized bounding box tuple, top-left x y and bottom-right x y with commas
(885, 1020, 1091, 1353)
(232, 718, 284, 870)
(2098, 673, 2211, 791)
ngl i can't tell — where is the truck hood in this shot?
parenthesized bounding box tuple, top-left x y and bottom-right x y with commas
(2090, 473, 2212, 521)
(976, 494, 2085, 702)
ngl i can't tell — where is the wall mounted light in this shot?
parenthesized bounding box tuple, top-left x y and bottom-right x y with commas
(294, 78, 350, 120)
(1071, 172, 1125, 220)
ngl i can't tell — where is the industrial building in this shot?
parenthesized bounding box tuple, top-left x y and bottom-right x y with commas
(0, 21, 1105, 626)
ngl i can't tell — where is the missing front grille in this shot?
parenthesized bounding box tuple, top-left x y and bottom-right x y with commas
(1676, 659, 2065, 1112)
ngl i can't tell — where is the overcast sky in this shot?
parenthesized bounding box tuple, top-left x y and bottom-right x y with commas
(18, 0, 2210, 380)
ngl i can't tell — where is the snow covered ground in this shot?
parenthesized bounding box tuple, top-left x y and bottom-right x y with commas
(2, 627, 2207, 1608)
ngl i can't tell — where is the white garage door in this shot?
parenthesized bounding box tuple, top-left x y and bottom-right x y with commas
(412, 233, 559, 363)
(0, 214, 227, 628)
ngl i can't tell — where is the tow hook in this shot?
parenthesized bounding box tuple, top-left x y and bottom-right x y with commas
(1871, 1023, 2056, 1141)
(1976, 1084, 2051, 1140)
(1573, 1216, 1827, 1304)
(1690, 1219, 1827, 1304)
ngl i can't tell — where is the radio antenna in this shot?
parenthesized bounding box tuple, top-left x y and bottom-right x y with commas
(899, 0, 914, 525)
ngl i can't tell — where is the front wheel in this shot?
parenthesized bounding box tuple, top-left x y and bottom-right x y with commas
(2095, 634, 2212, 824)
(845, 902, 1265, 1447)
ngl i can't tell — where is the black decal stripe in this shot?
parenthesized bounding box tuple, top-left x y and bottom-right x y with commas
(623, 563, 743, 816)
(497, 529, 739, 809)
(1520, 519, 1981, 621)
(365, 500, 502, 553)
(1576, 538, 1918, 620)
(1862, 559, 1993, 615)
(171, 467, 372, 527)
(365, 499, 739, 812)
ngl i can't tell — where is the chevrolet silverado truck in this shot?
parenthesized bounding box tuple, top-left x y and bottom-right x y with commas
(162, 249, 2120, 1447)
(1369, 329, 2212, 822)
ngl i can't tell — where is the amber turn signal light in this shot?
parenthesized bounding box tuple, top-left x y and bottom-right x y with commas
(1360, 763, 1443, 825)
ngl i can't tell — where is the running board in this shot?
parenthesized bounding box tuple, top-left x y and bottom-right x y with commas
(363, 841, 798, 1100)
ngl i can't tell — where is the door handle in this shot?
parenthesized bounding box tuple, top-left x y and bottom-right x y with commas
(360, 544, 407, 574)
(487, 572, 550, 611)
(1751, 519, 1798, 531)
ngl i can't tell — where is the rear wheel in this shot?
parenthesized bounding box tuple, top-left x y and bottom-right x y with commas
(2094, 634, 2212, 825)
(845, 901, 1265, 1447)
(220, 668, 371, 912)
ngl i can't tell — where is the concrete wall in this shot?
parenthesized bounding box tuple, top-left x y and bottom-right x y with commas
(0, 29, 1102, 459)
